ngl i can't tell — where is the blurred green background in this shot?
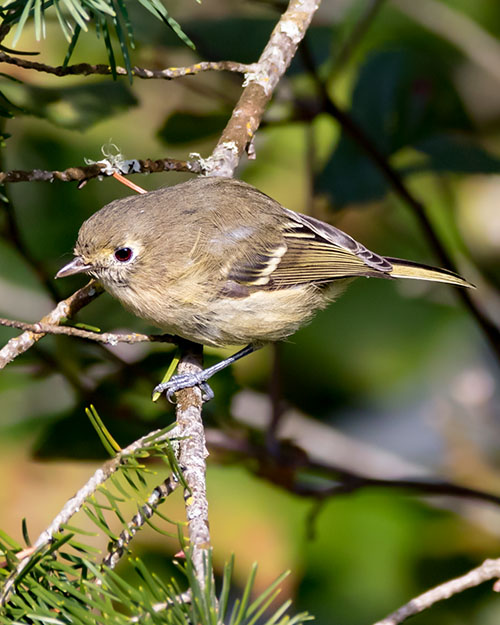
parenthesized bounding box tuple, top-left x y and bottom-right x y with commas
(1, 0, 500, 623)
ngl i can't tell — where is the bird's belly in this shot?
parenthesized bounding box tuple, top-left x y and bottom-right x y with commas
(175, 285, 340, 347)
(109, 280, 348, 348)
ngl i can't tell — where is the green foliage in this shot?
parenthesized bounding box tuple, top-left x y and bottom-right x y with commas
(1, 2, 500, 624)
(0, 77, 137, 129)
(317, 48, 500, 206)
(158, 112, 230, 146)
(0, 0, 194, 78)
(0, 473, 311, 625)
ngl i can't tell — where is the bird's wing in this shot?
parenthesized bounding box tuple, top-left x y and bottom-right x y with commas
(226, 209, 393, 289)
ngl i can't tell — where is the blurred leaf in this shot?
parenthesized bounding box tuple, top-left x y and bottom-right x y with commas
(316, 134, 389, 206)
(317, 48, 498, 206)
(345, 48, 471, 151)
(158, 111, 230, 145)
(412, 133, 500, 174)
(129, 12, 333, 70)
(0, 78, 137, 129)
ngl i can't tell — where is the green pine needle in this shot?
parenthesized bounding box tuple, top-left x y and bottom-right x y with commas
(85, 404, 121, 456)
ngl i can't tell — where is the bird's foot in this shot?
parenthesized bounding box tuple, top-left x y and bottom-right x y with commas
(153, 373, 214, 404)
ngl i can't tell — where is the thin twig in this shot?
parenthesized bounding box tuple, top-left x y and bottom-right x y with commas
(0, 52, 253, 80)
(102, 475, 180, 570)
(0, 156, 201, 184)
(373, 557, 500, 625)
(0, 316, 177, 346)
(0, 281, 103, 369)
(326, 97, 500, 360)
(329, 0, 387, 77)
(204, 429, 500, 508)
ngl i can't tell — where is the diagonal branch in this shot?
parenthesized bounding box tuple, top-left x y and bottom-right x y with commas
(373, 557, 500, 625)
(0, 280, 103, 369)
(102, 475, 180, 571)
(170, 0, 324, 589)
(300, 41, 500, 362)
(204, 429, 500, 508)
(208, 0, 322, 176)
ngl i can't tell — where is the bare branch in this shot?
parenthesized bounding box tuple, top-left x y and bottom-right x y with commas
(204, 428, 500, 508)
(0, 316, 177, 346)
(0, 156, 201, 185)
(0, 280, 103, 369)
(174, 342, 211, 589)
(163, 0, 324, 589)
(0, 52, 253, 80)
(374, 557, 500, 625)
(102, 475, 180, 570)
(208, 0, 322, 176)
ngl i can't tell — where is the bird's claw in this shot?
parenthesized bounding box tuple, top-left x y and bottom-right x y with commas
(153, 374, 214, 404)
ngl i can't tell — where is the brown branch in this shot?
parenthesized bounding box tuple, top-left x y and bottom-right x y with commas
(0, 280, 104, 369)
(204, 429, 500, 508)
(0, 52, 253, 80)
(174, 342, 211, 589)
(102, 475, 180, 571)
(373, 557, 500, 625)
(0, 156, 202, 184)
(162, 0, 324, 589)
(0, 316, 177, 346)
(208, 0, 322, 176)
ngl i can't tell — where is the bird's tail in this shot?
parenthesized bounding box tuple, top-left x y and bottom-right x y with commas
(385, 257, 475, 289)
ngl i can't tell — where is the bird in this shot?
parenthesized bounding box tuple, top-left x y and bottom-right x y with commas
(56, 176, 473, 400)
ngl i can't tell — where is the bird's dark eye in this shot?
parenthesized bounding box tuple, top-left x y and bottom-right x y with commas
(114, 247, 133, 262)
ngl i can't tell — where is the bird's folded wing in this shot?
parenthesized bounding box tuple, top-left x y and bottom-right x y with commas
(227, 210, 393, 288)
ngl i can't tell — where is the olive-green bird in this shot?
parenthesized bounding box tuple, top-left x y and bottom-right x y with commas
(57, 177, 473, 400)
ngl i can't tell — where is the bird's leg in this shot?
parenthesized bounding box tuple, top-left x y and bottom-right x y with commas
(154, 344, 259, 402)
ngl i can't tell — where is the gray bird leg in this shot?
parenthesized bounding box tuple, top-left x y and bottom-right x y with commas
(153, 344, 259, 402)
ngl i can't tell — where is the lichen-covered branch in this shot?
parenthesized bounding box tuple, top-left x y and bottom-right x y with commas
(0, 316, 177, 346)
(174, 343, 211, 588)
(0, 156, 201, 185)
(0, 52, 252, 81)
(0, 280, 103, 369)
(208, 0, 322, 176)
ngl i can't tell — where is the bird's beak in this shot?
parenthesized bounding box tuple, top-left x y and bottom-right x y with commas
(55, 256, 92, 279)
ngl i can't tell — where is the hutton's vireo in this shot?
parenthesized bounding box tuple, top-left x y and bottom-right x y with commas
(57, 177, 473, 400)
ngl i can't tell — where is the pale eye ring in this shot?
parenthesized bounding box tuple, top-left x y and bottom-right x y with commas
(114, 247, 134, 262)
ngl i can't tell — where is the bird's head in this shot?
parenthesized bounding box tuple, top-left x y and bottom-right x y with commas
(55, 202, 147, 290)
